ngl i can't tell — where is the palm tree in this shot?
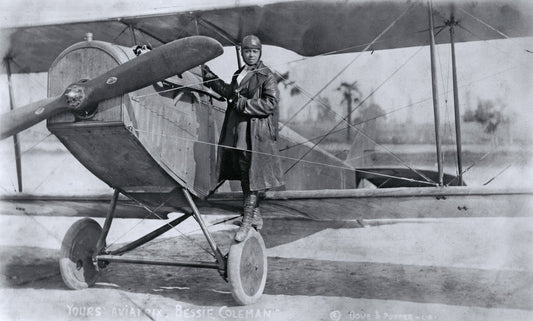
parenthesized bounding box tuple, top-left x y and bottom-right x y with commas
(337, 80, 362, 141)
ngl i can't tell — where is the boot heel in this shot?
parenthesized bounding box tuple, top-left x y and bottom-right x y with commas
(252, 207, 263, 231)
(235, 194, 257, 242)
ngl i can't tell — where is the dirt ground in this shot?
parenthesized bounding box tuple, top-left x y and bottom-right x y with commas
(0, 215, 532, 321)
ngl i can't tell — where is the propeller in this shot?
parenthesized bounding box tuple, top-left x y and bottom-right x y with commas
(0, 36, 223, 140)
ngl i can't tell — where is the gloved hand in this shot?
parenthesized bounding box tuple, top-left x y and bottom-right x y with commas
(231, 90, 246, 112)
(201, 65, 218, 82)
(228, 90, 239, 104)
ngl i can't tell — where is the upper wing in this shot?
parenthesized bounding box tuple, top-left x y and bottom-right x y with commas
(3, 0, 533, 73)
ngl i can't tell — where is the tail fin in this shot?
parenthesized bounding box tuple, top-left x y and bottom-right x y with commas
(345, 111, 378, 168)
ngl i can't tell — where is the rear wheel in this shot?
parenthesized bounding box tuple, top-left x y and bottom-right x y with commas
(227, 229, 267, 305)
(59, 218, 102, 289)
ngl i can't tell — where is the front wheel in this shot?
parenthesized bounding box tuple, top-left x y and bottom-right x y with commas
(59, 218, 102, 289)
(227, 229, 267, 305)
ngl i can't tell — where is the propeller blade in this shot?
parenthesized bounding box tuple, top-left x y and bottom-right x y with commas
(0, 36, 223, 140)
(82, 36, 223, 105)
(0, 96, 65, 140)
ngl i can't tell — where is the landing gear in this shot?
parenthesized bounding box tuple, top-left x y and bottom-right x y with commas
(59, 218, 102, 289)
(227, 229, 267, 305)
(58, 188, 268, 304)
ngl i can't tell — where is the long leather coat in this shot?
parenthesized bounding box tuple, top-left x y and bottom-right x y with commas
(206, 61, 284, 191)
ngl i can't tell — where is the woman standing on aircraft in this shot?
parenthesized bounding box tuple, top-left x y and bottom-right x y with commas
(202, 35, 284, 242)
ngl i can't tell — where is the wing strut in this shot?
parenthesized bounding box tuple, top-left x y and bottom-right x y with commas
(5, 58, 23, 192)
(196, 17, 242, 68)
(428, 0, 444, 186)
(129, 24, 137, 45)
(448, 17, 464, 186)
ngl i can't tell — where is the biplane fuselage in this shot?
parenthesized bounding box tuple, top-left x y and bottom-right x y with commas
(45, 39, 355, 210)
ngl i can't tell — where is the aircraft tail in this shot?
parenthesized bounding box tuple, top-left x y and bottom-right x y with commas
(345, 112, 378, 168)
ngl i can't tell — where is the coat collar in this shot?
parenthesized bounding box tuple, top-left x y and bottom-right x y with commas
(237, 61, 269, 76)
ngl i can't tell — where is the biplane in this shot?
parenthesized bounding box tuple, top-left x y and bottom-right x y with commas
(1, 0, 532, 305)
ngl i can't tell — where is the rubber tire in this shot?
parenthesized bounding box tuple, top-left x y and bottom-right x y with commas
(59, 218, 102, 289)
(227, 229, 267, 305)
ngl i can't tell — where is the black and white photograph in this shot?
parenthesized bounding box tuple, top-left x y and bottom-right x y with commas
(0, 0, 532, 320)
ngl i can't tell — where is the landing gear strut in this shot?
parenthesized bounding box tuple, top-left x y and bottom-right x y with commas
(58, 187, 267, 305)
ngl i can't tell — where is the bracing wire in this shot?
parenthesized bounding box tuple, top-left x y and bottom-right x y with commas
(130, 46, 437, 184)
(458, 7, 511, 39)
(1, 133, 54, 192)
(19, 133, 54, 155)
(133, 47, 433, 185)
(128, 3, 420, 123)
(0, 184, 12, 193)
(279, 2, 416, 129)
(281, 44, 436, 184)
(131, 25, 443, 98)
(4, 59, 60, 193)
(104, 194, 175, 249)
(8, 59, 47, 91)
(456, 24, 529, 60)
(133, 29, 524, 179)
(112, 25, 130, 43)
(345, 150, 378, 164)
(446, 149, 494, 186)
(196, 17, 239, 46)
(458, 7, 533, 56)
(131, 124, 435, 187)
(122, 196, 217, 258)
(32, 154, 70, 193)
(133, 93, 412, 186)
(483, 164, 512, 186)
(131, 214, 242, 254)
(131, 40, 527, 188)
(280, 94, 435, 152)
(277, 6, 531, 181)
(99, 188, 228, 259)
(5, 175, 16, 193)
(130, 27, 457, 185)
